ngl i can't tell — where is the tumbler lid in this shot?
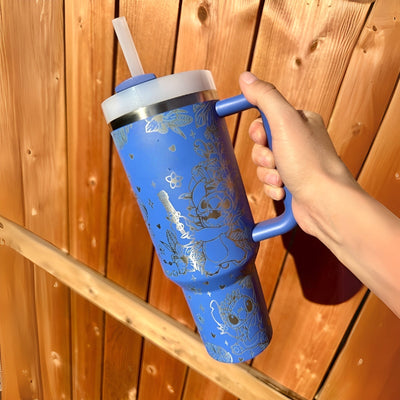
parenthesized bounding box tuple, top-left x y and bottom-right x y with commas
(101, 70, 216, 125)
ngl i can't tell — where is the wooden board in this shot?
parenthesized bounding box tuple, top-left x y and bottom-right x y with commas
(329, 0, 400, 177)
(317, 294, 400, 399)
(64, 1, 115, 398)
(0, 256, 42, 400)
(253, 254, 366, 397)
(0, 2, 71, 399)
(357, 79, 400, 214)
(137, 258, 194, 400)
(103, 2, 181, 399)
(102, 158, 154, 399)
(0, 3, 43, 398)
(182, 369, 239, 400)
(174, 0, 262, 136)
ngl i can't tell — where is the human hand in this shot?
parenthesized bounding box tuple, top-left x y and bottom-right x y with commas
(239, 71, 356, 235)
(239, 72, 400, 318)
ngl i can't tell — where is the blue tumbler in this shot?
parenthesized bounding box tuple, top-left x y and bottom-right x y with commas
(102, 70, 296, 363)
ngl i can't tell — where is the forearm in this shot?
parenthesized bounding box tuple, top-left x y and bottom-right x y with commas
(307, 178, 400, 317)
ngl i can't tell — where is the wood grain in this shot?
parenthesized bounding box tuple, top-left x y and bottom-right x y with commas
(317, 294, 400, 400)
(0, 1, 71, 399)
(0, 215, 289, 400)
(0, 256, 42, 400)
(65, 1, 115, 398)
(139, 341, 188, 400)
(182, 369, 239, 400)
(0, 3, 43, 398)
(357, 78, 400, 215)
(329, 0, 400, 177)
(174, 0, 262, 136)
(253, 254, 366, 397)
(65, 1, 114, 271)
(138, 258, 194, 400)
(103, 156, 154, 398)
(102, 161, 153, 400)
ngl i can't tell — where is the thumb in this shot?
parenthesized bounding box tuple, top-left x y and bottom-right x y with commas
(238, 71, 317, 195)
(239, 72, 305, 144)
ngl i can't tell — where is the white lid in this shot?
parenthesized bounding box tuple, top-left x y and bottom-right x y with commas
(101, 70, 216, 124)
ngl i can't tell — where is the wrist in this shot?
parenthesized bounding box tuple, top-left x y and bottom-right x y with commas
(294, 166, 360, 245)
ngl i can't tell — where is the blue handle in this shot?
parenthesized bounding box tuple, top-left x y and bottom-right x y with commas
(215, 94, 297, 242)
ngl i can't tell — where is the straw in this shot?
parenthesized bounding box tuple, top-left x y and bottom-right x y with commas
(112, 17, 144, 77)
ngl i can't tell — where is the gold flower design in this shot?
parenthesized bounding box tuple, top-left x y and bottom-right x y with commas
(165, 171, 183, 189)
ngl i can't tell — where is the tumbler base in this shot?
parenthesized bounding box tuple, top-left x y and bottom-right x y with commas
(182, 266, 272, 363)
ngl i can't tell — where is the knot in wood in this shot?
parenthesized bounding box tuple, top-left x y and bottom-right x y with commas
(146, 364, 157, 375)
(310, 39, 319, 52)
(198, 2, 209, 25)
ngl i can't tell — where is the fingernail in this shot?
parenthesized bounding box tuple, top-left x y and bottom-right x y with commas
(241, 71, 257, 84)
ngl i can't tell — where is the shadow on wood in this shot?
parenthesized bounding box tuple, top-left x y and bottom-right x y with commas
(279, 208, 363, 305)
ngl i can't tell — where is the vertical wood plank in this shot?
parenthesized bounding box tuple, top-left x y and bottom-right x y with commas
(17, 1, 68, 249)
(357, 79, 400, 214)
(0, 255, 42, 400)
(329, 0, 400, 177)
(103, 2, 181, 399)
(0, 1, 71, 399)
(174, 1, 262, 398)
(0, 4, 43, 398)
(174, 0, 262, 136)
(233, 1, 372, 398)
(254, 256, 366, 397)
(138, 259, 194, 400)
(318, 79, 400, 400)
(65, 1, 115, 399)
(317, 295, 400, 400)
(182, 370, 239, 400)
(103, 167, 153, 399)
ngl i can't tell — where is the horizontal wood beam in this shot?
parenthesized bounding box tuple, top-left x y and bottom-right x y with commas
(0, 215, 290, 400)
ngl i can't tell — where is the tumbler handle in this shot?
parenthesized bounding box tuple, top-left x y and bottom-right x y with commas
(215, 94, 297, 242)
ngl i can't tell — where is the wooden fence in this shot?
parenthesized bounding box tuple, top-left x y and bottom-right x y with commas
(0, 1, 399, 399)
